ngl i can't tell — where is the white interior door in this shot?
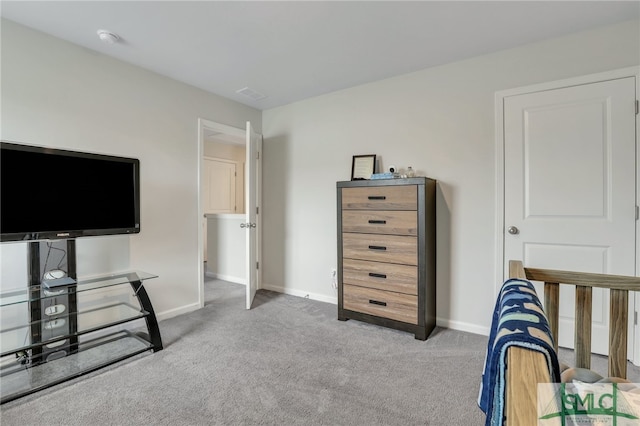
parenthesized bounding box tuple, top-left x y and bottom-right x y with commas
(503, 76, 636, 356)
(203, 157, 237, 214)
(245, 121, 262, 309)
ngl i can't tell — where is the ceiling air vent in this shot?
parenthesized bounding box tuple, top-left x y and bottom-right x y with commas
(236, 87, 267, 101)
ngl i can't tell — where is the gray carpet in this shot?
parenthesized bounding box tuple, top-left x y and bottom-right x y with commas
(1, 279, 489, 425)
(2, 279, 638, 425)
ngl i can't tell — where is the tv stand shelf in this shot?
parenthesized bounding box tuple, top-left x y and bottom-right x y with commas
(0, 270, 163, 404)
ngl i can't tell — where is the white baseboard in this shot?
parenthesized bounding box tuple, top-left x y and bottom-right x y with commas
(206, 271, 246, 286)
(260, 283, 489, 336)
(261, 282, 337, 305)
(436, 317, 490, 337)
(156, 302, 201, 321)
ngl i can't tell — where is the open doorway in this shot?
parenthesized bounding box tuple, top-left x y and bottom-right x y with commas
(200, 121, 245, 281)
(197, 118, 262, 310)
(203, 137, 246, 264)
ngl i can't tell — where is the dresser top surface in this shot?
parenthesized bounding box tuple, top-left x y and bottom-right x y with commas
(337, 177, 434, 188)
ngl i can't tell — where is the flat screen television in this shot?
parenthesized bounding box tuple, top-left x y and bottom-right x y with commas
(1, 141, 141, 242)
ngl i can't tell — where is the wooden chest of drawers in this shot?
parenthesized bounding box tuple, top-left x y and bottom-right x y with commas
(337, 178, 436, 340)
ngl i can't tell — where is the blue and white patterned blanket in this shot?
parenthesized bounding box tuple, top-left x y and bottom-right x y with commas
(478, 278, 561, 426)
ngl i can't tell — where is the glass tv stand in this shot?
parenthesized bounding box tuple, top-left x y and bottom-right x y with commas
(0, 270, 163, 404)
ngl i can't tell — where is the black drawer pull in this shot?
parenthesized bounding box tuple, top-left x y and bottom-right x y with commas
(369, 273, 387, 279)
(368, 245, 387, 251)
(368, 220, 387, 224)
(369, 299, 387, 306)
(368, 196, 386, 200)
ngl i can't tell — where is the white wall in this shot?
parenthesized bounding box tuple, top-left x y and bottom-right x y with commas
(261, 19, 640, 334)
(1, 19, 261, 319)
(205, 214, 246, 284)
(3, 17, 639, 337)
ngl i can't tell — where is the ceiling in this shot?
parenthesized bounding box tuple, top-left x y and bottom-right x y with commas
(2, 1, 639, 111)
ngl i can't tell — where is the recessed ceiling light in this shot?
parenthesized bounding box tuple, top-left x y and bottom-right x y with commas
(97, 29, 120, 45)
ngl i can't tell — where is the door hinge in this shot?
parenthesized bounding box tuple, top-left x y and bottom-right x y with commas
(257, 151, 260, 160)
(636, 100, 639, 115)
(636, 205, 639, 220)
(635, 311, 638, 326)
(256, 261, 259, 270)
(256, 206, 259, 215)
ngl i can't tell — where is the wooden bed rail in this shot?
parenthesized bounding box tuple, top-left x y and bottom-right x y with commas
(505, 260, 640, 425)
(509, 260, 640, 378)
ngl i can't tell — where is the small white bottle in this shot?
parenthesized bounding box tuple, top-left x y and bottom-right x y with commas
(406, 166, 415, 178)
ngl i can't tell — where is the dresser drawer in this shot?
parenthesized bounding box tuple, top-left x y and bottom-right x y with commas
(342, 233, 417, 265)
(342, 210, 417, 236)
(343, 284, 417, 324)
(342, 259, 417, 295)
(342, 185, 417, 210)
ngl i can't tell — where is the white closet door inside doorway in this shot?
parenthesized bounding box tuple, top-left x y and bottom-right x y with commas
(203, 158, 237, 214)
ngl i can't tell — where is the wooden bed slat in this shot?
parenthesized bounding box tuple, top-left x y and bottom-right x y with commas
(574, 285, 592, 369)
(544, 282, 559, 353)
(609, 288, 628, 379)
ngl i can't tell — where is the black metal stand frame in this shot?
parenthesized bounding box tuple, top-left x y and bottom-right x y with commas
(28, 240, 79, 363)
(1, 239, 164, 404)
(130, 280, 163, 351)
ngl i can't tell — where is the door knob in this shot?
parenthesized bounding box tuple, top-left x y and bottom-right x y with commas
(507, 226, 519, 235)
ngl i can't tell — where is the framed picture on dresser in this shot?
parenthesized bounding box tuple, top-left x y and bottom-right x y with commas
(351, 154, 376, 180)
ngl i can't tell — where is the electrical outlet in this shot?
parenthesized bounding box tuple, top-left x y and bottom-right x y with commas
(331, 268, 337, 289)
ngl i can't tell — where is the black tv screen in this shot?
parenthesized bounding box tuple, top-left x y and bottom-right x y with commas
(1, 141, 141, 242)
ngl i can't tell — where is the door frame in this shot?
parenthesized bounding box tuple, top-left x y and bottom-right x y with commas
(197, 118, 254, 308)
(494, 66, 640, 364)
